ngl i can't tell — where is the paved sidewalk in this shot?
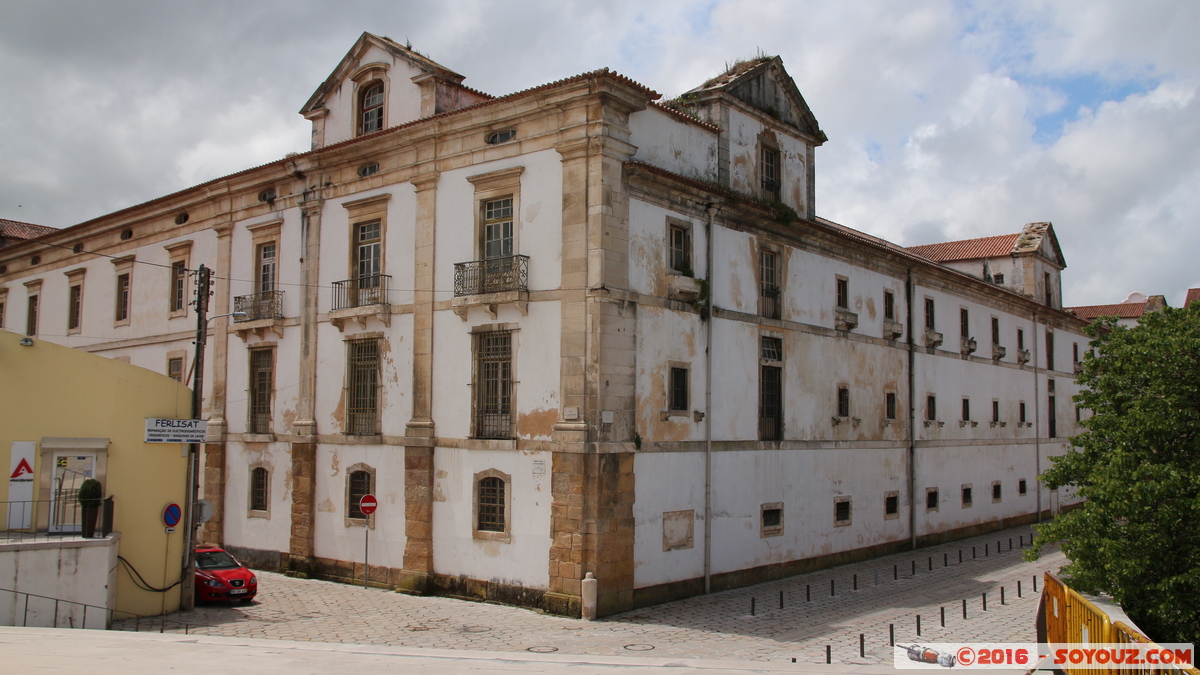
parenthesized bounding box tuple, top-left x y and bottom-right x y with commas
(112, 524, 1061, 669)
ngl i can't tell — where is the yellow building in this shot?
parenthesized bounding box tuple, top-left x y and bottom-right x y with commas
(1, 329, 192, 619)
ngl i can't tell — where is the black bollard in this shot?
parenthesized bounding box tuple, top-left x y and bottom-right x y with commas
(751, 597, 756, 615)
(780, 590, 784, 609)
(944, 552, 948, 567)
(916, 614, 921, 636)
(972, 546, 976, 559)
(928, 556, 932, 571)
(1018, 580, 1022, 598)
(826, 645, 831, 664)
(962, 598, 967, 619)
(1033, 576, 1038, 593)
(1001, 587, 1006, 605)
(860, 633, 865, 658)
(894, 564, 898, 581)
(889, 623, 894, 646)
(982, 592, 987, 611)
(854, 573, 858, 591)
(831, 579, 835, 596)
(959, 550, 963, 563)
(985, 543, 989, 556)
(941, 606, 945, 627)
(911, 560, 916, 576)
(807, 584, 811, 602)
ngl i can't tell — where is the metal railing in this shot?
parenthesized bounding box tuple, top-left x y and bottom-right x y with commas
(454, 255, 529, 297)
(1, 497, 113, 543)
(1040, 573, 1198, 674)
(233, 290, 284, 321)
(332, 274, 391, 310)
(0, 586, 135, 630)
(759, 285, 781, 320)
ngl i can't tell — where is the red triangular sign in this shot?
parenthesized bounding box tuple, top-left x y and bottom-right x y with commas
(10, 458, 33, 480)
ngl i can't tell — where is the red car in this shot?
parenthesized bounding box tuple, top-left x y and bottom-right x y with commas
(195, 546, 258, 603)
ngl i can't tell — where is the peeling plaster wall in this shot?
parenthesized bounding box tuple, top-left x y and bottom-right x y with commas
(634, 304, 707, 443)
(310, 444, 407, 565)
(724, 108, 808, 213)
(628, 108, 718, 182)
(430, 448, 551, 588)
(626, 200, 707, 298)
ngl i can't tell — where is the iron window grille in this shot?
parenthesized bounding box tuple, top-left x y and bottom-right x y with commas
(885, 494, 899, 516)
(234, 290, 285, 321)
(348, 470, 372, 518)
(837, 387, 850, 418)
(759, 250, 780, 319)
(761, 508, 782, 528)
(26, 295, 38, 336)
(961, 486, 973, 507)
(760, 147, 780, 200)
(759, 337, 783, 441)
(886, 392, 897, 420)
(473, 331, 513, 439)
(250, 467, 268, 511)
(669, 367, 689, 412)
(248, 349, 273, 434)
(835, 499, 851, 523)
(926, 489, 939, 510)
(168, 357, 184, 383)
(345, 340, 380, 435)
(962, 398, 970, 422)
(477, 476, 506, 532)
(926, 395, 937, 421)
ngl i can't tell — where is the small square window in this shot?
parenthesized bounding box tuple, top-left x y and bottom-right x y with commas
(926, 488, 939, 511)
(760, 502, 784, 537)
(961, 484, 973, 508)
(993, 273, 1004, 285)
(884, 492, 899, 519)
(834, 497, 851, 525)
(992, 481, 1002, 502)
(1019, 479, 1028, 496)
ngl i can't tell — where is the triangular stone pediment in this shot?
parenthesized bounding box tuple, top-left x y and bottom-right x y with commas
(687, 56, 825, 142)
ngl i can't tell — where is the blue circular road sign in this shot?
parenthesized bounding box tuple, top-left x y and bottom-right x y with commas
(163, 503, 182, 527)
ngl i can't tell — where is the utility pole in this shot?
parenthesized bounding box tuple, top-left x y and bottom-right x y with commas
(181, 264, 212, 610)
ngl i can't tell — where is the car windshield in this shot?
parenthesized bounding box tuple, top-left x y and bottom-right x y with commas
(196, 550, 240, 570)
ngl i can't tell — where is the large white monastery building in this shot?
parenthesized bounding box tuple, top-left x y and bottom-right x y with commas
(0, 33, 1087, 616)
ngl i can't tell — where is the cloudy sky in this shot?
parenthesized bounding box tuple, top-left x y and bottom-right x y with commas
(2, 0, 1197, 306)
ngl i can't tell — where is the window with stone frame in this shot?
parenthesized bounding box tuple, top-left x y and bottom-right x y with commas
(473, 469, 512, 542)
(168, 357, 184, 383)
(473, 330, 514, 439)
(884, 290, 895, 321)
(347, 467, 374, 522)
(668, 221, 692, 275)
(25, 293, 38, 336)
(115, 272, 131, 324)
(836, 277, 849, 310)
(250, 467, 269, 513)
(759, 337, 783, 441)
(837, 386, 850, 418)
(669, 365, 690, 414)
(67, 283, 83, 334)
(886, 392, 897, 421)
(760, 144, 781, 201)
(248, 347, 274, 434)
(359, 81, 385, 135)
(164, 241, 191, 318)
(925, 297, 936, 331)
(345, 338, 380, 435)
(758, 248, 781, 319)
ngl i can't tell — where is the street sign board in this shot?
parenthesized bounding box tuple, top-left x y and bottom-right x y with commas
(163, 503, 182, 527)
(145, 419, 207, 444)
(359, 494, 378, 515)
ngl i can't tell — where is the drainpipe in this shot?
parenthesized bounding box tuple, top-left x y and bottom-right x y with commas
(905, 269, 917, 551)
(703, 203, 717, 595)
(1032, 311, 1042, 523)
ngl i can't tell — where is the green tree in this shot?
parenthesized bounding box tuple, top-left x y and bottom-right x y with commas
(1027, 304, 1200, 643)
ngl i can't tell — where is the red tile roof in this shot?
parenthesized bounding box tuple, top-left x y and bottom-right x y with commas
(1, 218, 57, 242)
(1066, 302, 1147, 320)
(906, 234, 1020, 262)
(1186, 288, 1200, 308)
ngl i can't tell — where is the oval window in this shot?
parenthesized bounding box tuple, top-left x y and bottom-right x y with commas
(30, 255, 41, 265)
(358, 162, 379, 177)
(73, 243, 84, 253)
(120, 229, 133, 240)
(258, 188, 276, 203)
(486, 129, 516, 145)
(175, 213, 189, 225)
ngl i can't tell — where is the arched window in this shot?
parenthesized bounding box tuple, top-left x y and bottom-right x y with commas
(250, 467, 269, 512)
(477, 476, 505, 532)
(360, 83, 384, 135)
(348, 469, 373, 519)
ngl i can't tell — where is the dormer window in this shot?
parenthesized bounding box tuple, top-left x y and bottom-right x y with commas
(360, 82, 384, 135)
(760, 146, 780, 201)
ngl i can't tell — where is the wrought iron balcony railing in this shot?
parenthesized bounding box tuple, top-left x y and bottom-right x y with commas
(761, 178, 781, 200)
(332, 274, 391, 310)
(453, 255, 529, 297)
(759, 284, 781, 320)
(233, 290, 284, 322)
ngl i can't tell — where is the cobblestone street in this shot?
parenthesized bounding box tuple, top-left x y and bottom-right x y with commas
(114, 524, 1063, 667)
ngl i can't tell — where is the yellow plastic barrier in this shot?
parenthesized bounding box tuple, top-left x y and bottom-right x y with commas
(1041, 573, 1198, 675)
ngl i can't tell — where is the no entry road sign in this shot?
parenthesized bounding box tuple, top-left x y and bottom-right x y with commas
(359, 494, 377, 515)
